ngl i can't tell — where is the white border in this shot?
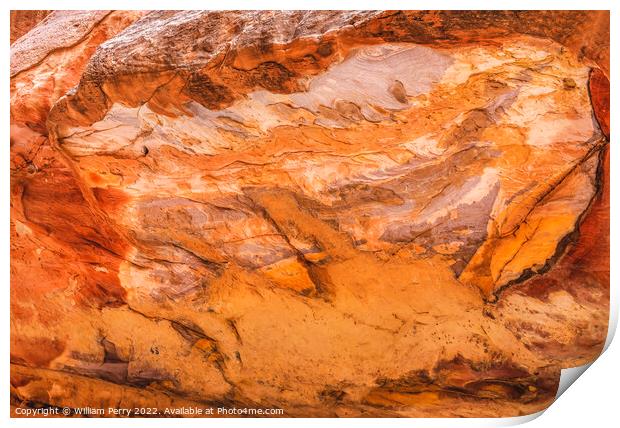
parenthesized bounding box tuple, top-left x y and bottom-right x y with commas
(3, 1, 618, 427)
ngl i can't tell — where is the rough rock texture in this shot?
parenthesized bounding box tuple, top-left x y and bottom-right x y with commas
(9, 11, 51, 45)
(11, 11, 610, 417)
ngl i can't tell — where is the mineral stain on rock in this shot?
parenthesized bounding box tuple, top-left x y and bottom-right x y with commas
(10, 10, 609, 418)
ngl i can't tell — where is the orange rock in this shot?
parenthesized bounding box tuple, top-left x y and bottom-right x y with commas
(9, 10, 50, 45)
(11, 10, 609, 418)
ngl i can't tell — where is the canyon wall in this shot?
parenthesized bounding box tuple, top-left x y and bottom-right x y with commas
(10, 11, 610, 417)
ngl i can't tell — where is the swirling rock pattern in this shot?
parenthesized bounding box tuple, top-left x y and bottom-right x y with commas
(11, 11, 610, 417)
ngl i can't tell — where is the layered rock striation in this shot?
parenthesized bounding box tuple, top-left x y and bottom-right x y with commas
(11, 11, 610, 417)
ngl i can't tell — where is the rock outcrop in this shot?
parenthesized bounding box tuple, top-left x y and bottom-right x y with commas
(11, 11, 610, 417)
(9, 11, 51, 45)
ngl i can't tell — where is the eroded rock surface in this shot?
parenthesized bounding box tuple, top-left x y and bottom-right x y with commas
(10, 11, 51, 45)
(11, 11, 610, 417)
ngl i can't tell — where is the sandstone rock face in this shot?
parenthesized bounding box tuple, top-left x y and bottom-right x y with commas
(9, 11, 50, 45)
(11, 11, 610, 417)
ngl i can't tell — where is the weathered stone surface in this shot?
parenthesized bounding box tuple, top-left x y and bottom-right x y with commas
(10, 11, 51, 45)
(11, 10, 609, 417)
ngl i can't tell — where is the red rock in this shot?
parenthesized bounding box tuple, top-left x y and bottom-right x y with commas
(10, 11, 50, 45)
(11, 10, 610, 418)
(589, 68, 610, 139)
